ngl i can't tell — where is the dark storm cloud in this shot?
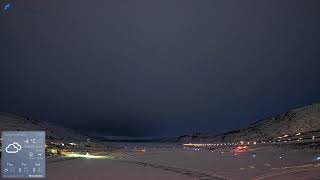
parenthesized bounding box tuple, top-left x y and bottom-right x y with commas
(0, 0, 320, 136)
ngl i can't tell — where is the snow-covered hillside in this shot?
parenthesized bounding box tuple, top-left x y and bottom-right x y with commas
(179, 103, 320, 142)
(0, 112, 87, 141)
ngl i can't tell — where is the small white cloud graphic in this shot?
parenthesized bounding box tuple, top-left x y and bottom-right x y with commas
(12, 142, 22, 150)
(5, 142, 22, 153)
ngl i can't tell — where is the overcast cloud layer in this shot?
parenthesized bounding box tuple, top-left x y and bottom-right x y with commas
(1, 0, 320, 136)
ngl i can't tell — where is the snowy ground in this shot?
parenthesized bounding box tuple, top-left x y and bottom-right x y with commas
(48, 143, 320, 180)
(122, 146, 320, 179)
(1, 143, 320, 180)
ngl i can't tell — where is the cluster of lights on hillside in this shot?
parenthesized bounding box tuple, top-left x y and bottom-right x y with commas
(183, 132, 318, 148)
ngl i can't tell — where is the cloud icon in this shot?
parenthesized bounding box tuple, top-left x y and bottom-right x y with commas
(12, 142, 22, 150)
(5, 142, 22, 154)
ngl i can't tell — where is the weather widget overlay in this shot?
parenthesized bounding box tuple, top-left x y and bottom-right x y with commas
(1, 131, 45, 178)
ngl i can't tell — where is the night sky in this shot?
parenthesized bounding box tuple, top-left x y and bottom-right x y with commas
(0, 0, 320, 137)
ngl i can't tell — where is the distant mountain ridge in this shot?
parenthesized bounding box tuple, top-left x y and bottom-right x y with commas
(179, 103, 320, 142)
(0, 112, 88, 141)
(93, 135, 178, 142)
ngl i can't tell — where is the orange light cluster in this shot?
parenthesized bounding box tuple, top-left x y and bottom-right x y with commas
(233, 146, 248, 153)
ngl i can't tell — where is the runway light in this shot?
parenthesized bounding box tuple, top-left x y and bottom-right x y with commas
(252, 154, 256, 158)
